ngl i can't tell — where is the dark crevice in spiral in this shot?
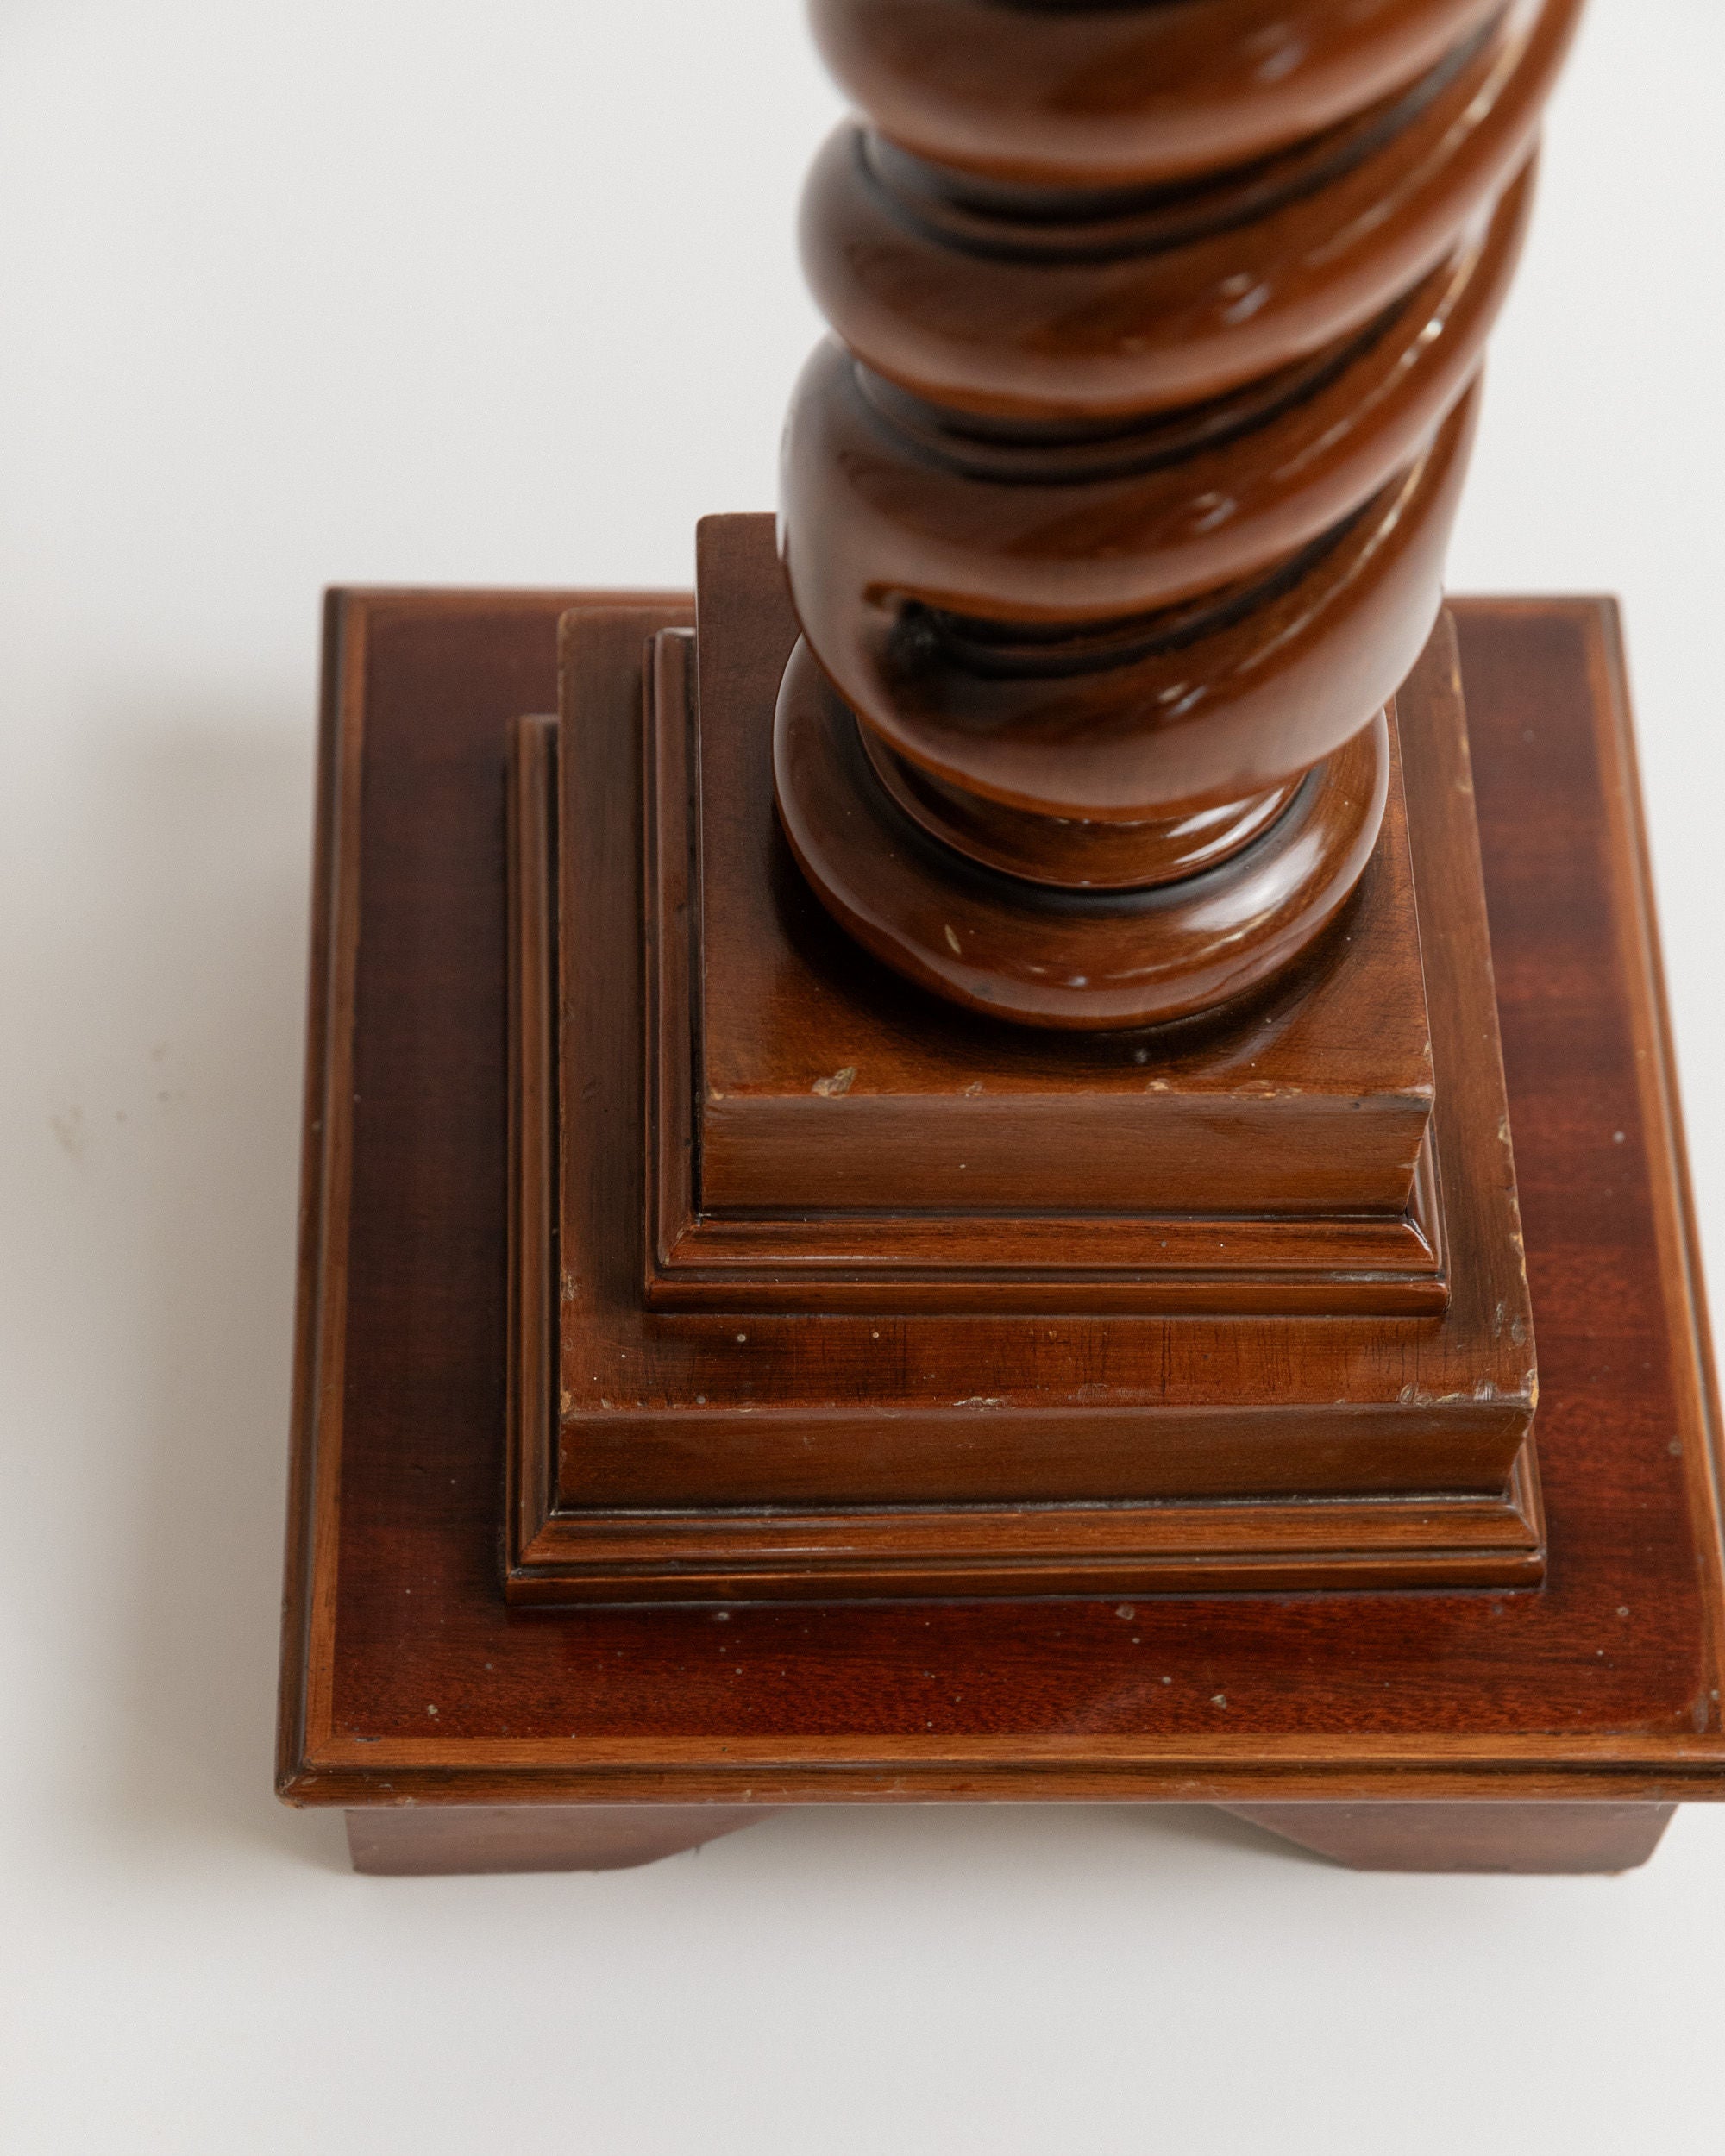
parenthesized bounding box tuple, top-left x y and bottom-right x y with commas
(851, 283, 1416, 480)
(886, 495, 1377, 686)
(832, 693, 1327, 910)
(856, 9, 1502, 263)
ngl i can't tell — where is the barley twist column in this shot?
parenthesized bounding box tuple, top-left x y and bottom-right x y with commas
(774, 0, 1582, 1028)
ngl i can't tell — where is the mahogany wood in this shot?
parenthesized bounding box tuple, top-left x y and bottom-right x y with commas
(346, 1798, 1674, 1877)
(279, 592, 1723, 1860)
(346, 1805, 775, 1877)
(775, 639, 1396, 1031)
(775, 0, 1582, 1025)
(271, 4, 1692, 1880)
(687, 523, 1437, 1231)
(498, 515, 1536, 1604)
(1220, 1802, 1676, 1875)
(809, 0, 1515, 190)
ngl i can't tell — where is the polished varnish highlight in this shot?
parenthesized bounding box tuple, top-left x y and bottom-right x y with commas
(776, 0, 1583, 1026)
(277, 587, 1724, 1871)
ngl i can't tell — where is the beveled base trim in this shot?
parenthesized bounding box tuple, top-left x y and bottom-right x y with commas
(638, 623, 1445, 1319)
(502, 570, 1540, 1605)
(507, 1440, 1544, 1606)
(508, 681, 1542, 1603)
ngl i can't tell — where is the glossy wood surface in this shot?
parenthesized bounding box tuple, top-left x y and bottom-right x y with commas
(777, 636, 1393, 1028)
(775, 0, 1580, 1023)
(781, 376, 1479, 824)
(799, 9, 1572, 418)
(505, 523, 1539, 1603)
(279, 591, 1722, 1811)
(809, 0, 1509, 188)
(697, 517, 1436, 1218)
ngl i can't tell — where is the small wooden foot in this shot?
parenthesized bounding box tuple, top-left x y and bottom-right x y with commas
(345, 1804, 778, 1876)
(1218, 1801, 1676, 1873)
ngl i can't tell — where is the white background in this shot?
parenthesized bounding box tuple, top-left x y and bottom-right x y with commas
(2, 3, 1722, 2149)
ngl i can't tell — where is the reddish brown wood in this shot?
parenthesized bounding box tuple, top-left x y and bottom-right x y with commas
(810, 0, 1511, 190)
(1220, 1802, 1677, 1875)
(775, 639, 1394, 1031)
(495, 515, 1535, 1604)
(345, 1800, 1672, 1880)
(672, 522, 1441, 1250)
(798, 13, 1570, 417)
(279, 592, 1722, 1833)
(346, 1805, 776, 1877)
(276, 591, 1716, 1889)
(773, 0, 1582, 1025)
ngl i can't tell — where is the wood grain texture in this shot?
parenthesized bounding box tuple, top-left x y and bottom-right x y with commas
(507, 517, 1536, 1600)
(279, 591, 1722, 1817)
(677, 518, 1441, 1262)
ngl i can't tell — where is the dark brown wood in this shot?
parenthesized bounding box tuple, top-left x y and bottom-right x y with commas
(499, 515, 1538, 1604)
(346, 1805, 776, 1877)
(675, 517, 1439, 1229)
(1220, 1802, 1677, 1875)
(810, 0, 1514, 192)
(345, 1799, 1672, 1878)
(775, 640, 1397, 1031)
(279, 592, 1722, 1838)
(774, 0, 1582, 1025)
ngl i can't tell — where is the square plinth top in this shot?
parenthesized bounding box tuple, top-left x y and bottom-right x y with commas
(689, 517, 1434, 1222)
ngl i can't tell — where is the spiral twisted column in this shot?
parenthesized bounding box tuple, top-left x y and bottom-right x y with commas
(774, 0, 1582, 1029)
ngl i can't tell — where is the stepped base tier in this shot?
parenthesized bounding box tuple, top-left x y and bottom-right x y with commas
(505, 516, 1536, 1607)
(278, 573, 1724, 1871)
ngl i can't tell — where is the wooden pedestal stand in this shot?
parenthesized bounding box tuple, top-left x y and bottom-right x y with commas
(277, 0, 1724, 1873)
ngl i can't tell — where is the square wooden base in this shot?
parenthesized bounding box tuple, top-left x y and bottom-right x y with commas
(505, 519, 1540, 1605)
(279, 585, 1723, 1874)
